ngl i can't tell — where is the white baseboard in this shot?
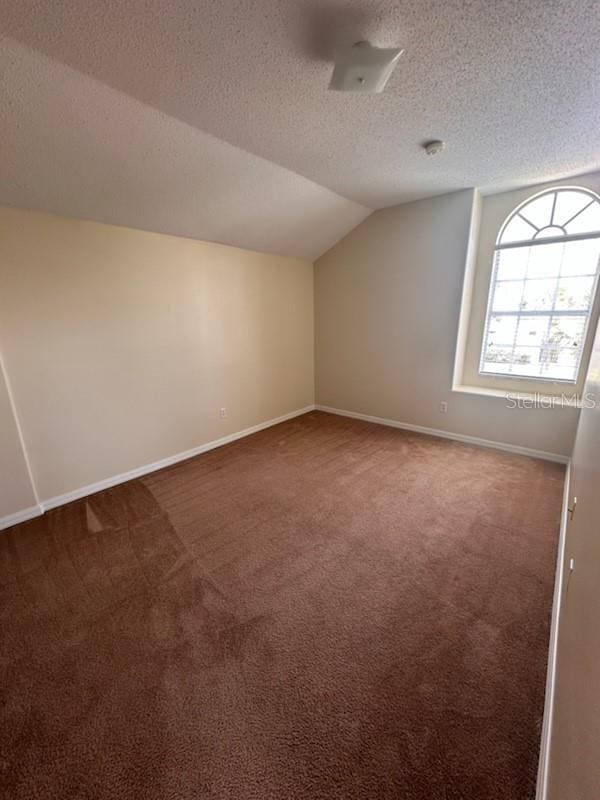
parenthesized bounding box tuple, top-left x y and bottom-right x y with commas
(315, 404, 569, 464)
(0, 504, 44, 531)
(535, 461, 570, 800)
(1, 405, 315, 530)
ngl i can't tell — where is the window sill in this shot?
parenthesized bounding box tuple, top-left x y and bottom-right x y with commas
(452, 383, 584, 408)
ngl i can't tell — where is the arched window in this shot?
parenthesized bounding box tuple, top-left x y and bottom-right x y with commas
(480, 187, 600, 382)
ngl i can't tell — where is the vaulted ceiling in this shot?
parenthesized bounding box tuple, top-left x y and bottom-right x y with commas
(0, 37, 369, 261)
(1, 1, 599, 259)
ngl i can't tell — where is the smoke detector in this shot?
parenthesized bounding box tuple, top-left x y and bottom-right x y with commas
(423, 140, 445, 156)
(329, 41, 403, 93)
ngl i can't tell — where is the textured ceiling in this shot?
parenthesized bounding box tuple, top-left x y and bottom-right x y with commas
(0, 37, 369, 260)
(1, 0, 599, 211)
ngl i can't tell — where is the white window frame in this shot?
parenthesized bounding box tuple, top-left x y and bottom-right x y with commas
(478, 187, 600, 386)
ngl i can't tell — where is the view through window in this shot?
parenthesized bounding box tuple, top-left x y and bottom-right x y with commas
(480, 188, 600, 382)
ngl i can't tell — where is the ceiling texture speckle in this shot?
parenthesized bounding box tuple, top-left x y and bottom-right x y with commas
(0, 37, 369, 260)
(1, 0, 599, 257)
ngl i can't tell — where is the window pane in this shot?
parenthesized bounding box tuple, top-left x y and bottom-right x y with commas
(521, 278, 557, 311)
(481, 362, 512, 375)
(481, 345, 513, 373)
(546, 364, 578, 380)
(519, 192, 554, 229)
(486, 314, 517, 346)
(534, 225, 565, 239)
(554, 349, 580, 367)
(555, 277, 595, 310)
(553, 190, 593, 227)
(500, 214, 536, 243)
(541, 333, 581, 379)
(496, 247, 530, 280)
(565, 202, 600, 235)
(515, 316, 549, 346)
(527, 241, 564, 278)
(492, 281, 524, 311)
(560, 238, 600, 276)
(549, 315, 587, 347)
(512, 346, 540, 375)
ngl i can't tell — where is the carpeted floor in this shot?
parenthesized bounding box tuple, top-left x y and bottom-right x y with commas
(0, 411, 564, 799)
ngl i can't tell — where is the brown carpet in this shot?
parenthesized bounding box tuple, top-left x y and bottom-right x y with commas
(0, 411, 564, 799)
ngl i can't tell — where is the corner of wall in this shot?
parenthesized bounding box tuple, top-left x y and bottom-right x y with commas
(0, 348, 40, 522)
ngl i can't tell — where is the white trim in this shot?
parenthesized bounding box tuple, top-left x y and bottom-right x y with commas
(0, 504, 44, 531)
(452, 383, 585, 407)
(315, 404, 570, 463)
(3, 405, 315, 523)
(0, 348, 40, 506)
(535, 461, 570, 800)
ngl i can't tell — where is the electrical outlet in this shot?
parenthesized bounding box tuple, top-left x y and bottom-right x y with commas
(439, 401, 448, 413)
(219, 407, 227, 419)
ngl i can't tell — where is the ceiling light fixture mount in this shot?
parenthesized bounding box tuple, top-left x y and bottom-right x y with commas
(329, 41, 403, 94)
(423, 140, 446, 156)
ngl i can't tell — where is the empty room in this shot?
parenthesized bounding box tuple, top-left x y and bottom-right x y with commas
(1, 2, 599, 798)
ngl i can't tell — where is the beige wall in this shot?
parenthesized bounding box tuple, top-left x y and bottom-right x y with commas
(547, 316, 600, 799)
(315, 189, 579, 457)
(0, 208, 314, 509)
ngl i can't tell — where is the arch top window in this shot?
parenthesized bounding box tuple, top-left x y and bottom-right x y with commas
(480, 187, 600, 383)
(499, 188, 600, 245)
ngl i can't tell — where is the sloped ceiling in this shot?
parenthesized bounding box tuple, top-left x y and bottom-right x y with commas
(1, 1, 599, 257)
(0, 37, 369, 260)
